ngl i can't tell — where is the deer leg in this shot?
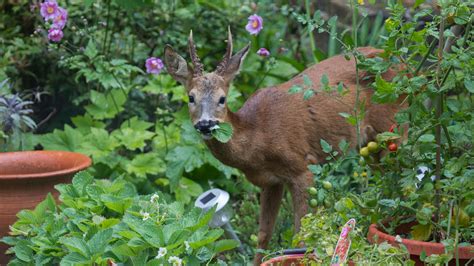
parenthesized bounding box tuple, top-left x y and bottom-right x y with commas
(254, 183, 284, 265)
(288, 171, 313, 233)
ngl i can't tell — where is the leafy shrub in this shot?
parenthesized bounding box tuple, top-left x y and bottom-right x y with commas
(294, 209, 411, 265)
(1, 172, 238, 265)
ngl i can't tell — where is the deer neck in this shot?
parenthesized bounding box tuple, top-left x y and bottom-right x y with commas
(204, 109, 252, 170)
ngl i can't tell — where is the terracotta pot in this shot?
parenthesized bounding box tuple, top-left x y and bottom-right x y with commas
(260, 254, 313, 266)
(260, 254, 354, 266)
(0, 151, 91, 264)
(368, 222, 473, 266)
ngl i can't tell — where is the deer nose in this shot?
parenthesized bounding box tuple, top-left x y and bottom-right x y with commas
(194, 120, 219, 133)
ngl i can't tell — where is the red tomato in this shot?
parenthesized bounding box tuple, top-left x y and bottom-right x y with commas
(388, 142, 398, 152)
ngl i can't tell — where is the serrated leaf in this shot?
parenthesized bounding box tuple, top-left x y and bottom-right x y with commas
(84, 40, 98, 59)
(211, 122, 233, 143)
(288, 85, 303, 94)
(88, 228, 113, 255)
(320, 74, 329, 86)
(303, 89, 315, 100)
(320, 139, 332, 153)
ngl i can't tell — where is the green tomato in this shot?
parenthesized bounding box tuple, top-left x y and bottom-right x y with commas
(367, 141, 379, 153)
(308, 187, 317, 196)
(309, 199, 318, 208)
(322, 181, 333, 190)
(360, 147, 370, 157)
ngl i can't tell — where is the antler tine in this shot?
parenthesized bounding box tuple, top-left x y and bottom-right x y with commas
(188, 30, 203, 77)
(216, 26, 233, 75)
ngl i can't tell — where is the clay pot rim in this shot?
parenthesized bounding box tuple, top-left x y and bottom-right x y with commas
(368, 222, 473, 258)
(0, 150, 92, 180)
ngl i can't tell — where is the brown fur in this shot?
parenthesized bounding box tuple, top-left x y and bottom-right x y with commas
(164, 36, 403, 265)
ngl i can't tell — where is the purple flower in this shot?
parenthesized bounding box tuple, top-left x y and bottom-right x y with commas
(145, 57, 164, 74)
(48, 27, 63, 42)
(52, 7, 68, 29)
(245, 14, 263, 35)
(257, 48, 270, 57)
(40, 0, 60, 21)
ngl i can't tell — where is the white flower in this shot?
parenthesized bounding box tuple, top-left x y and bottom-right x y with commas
(168, 256, 183, 266)
(140, 210, 150, 221)
(155, 247, 167, 259)
(184, 241, 191, 252)
(150, 193, 160, 203)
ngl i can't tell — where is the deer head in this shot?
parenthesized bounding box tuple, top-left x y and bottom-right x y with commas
(164, 28, 250, 139)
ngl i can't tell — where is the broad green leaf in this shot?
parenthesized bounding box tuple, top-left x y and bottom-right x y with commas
(72, 171, 94, 196)
(418, 134, 435, 143)
(85, 90, 126, 120)
(211, 122, 233, 143)
(60, 237, 90, 256)
(39, 125, 83, 152)
(113, 127, 155, 151)
(126, 153, 164, 178)
(411, 224, 432, 241)
(175, 177, 203, 204)
(88, 228, 113, 255)
(12, 240, 33, 262)
(303, 89, 315, 100)
(212, 239, 239, 253)
(84, 40, 98, 59)
(60, 252, 90, 265)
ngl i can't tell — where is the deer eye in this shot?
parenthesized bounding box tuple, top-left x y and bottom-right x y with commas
(188, 95, 195, 103)
(219, 96, 226, 105)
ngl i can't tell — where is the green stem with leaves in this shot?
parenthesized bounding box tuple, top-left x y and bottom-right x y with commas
(304, 0, 318, 63)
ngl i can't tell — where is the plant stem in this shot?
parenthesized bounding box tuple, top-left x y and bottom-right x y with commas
(304, 0, 318, 63)
(433, 16, 445, 240)
(102, 0, 112, 55)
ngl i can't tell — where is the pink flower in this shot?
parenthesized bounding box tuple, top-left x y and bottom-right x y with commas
(52, 7, 68, 29)
(40, 0, 60, 21)
(245, 14, 263, 35)
(145, 57, 164, 74)
(257, 48, 270, 57)
(48, 27, 63, 42)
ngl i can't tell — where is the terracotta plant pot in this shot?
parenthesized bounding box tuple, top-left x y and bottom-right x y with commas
(368, 222, 473, 266)
(260, 254, 313, 266)
(0, 151, 91, 264)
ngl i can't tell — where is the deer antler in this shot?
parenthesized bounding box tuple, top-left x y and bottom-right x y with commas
(215, 27, 233, 75)
(188, 30, 203, 77)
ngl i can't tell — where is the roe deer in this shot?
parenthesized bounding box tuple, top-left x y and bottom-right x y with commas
(164, 29, 402, 264)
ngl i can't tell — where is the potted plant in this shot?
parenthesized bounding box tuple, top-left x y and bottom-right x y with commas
(355, 1, 474, 265)
(0, 90, 92, 263)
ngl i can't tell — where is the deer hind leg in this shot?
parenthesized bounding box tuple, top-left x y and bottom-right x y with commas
(254, 183, 284, 265)
(287, 171, 313, 233)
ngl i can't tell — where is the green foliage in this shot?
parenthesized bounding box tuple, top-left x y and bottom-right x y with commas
(294, 210, 412, 265)
(211, 122, 233, 143)
(1, 172, 238, 265)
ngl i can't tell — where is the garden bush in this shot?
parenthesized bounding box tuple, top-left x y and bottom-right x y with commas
(2, 172, 238, 265)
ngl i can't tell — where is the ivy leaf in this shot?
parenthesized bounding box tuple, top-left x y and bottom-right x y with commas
(211, 123, 233, 143)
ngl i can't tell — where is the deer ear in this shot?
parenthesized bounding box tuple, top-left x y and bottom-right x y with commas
(220, 43, 250, 83)
(164, 45, 190, 86)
